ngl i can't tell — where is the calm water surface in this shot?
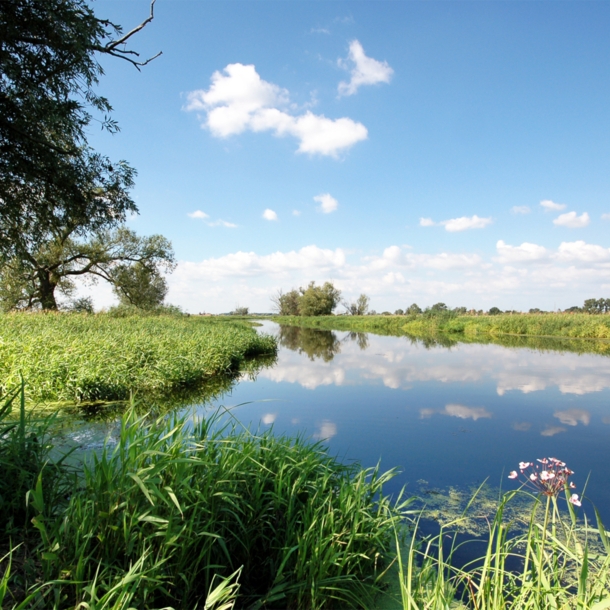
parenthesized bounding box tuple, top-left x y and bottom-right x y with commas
(211, 321, 610, 517)
(67, 321, 610, 520)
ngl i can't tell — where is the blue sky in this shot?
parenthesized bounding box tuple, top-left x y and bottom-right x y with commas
(83, 0, 610, 313)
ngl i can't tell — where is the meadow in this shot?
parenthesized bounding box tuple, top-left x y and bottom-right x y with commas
(0, 313, 276, 404)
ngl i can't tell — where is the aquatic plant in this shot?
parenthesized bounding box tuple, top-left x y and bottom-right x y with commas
(392, 460, 610, 609)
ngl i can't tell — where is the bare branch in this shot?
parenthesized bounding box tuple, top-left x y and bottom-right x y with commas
(105, 0, 156, 51)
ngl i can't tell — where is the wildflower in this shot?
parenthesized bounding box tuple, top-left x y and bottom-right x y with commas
(569, 494, 581, 507)
(508, 456, 579, 503)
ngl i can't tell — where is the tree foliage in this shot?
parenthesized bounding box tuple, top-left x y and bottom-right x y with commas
(583, 298, 610, 314)
(272, 282, 342, 316)
(344, 294, 370, 316)
(111, 261, 169, 311)
(0, 227, 175, 311)
(0, 0, 158, 260)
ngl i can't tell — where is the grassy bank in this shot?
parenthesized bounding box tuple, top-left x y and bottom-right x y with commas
(0, 313, 276, 403)
(273, 313, 610, 355)
(0, 385, 405, 609)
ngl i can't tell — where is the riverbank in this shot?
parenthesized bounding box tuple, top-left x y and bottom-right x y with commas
(272, 313, 610, 353)
(0, 312, 276, 403)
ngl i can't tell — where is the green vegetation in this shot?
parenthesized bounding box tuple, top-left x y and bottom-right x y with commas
(391, 486, 610, 609)
(0, 313, 276, 403)
(272, 281, 342, 316)
(273, 313, 610, 355)
(0, 384, 406, 609)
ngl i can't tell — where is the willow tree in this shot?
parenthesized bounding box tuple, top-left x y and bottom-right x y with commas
(0, 0, 159, 261)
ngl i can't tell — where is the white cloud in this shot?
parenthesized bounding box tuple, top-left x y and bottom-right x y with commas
(261, 413, 277, 425)
(555, 241, 610, 263)
(314, 193, 338, 214)
(293, 210, 301, 216)
(188, 210, 209, 220)
(338, 40, 394, 97)
(495, 240, 548, 264)
(602, 213, 610, 221)
(262, 209, 278, 221)
(553, 211, 590, 228)
(441, 215, 492, 232)
(420, 217, 435, 227)
(208, 219, 237, 228)
(310, 27, 330, 34)
(511, 206, 531, 215)
(540, 200, 566, 212)
(186, 63, 367, 157)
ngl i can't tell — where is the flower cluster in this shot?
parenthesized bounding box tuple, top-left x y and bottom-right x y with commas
(508, 457, 581, 506)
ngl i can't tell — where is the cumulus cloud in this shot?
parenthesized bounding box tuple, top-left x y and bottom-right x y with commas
(602, 213, 610, 221)
(553, 211, 590, 228)
(540, 200, 566, 212)
(185, 63, 367, 157)
(441, 215, 492, 232)
(338, 40, 394, 96)
(314, 193, 338, 214)
(188, 210, 209, 219)
(555, 241, 610, 263)
(495, 240, 548, 264)
(262, 209, 278, 221)
(420, 217, 435, 227)
(313, 420, 337, 440)
(511, 206, 531, 215)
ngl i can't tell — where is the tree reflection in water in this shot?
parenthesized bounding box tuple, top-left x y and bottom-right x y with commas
(277, 326, 342, 362)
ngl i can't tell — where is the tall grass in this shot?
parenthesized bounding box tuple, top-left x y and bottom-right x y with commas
(1, 383, 406, 609)
(0, 313, 276, 403)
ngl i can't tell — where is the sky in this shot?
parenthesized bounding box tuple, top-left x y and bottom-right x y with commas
(81, 0, 610, 313)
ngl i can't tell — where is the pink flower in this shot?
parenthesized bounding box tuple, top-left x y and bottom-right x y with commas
(570, 482, 576, 489)
(519, 462, 531, 470)
(569, 494, 581, 507)
(540, 471, 555, 481)
(530, 473, 538, 481)
(508, 471, 518, 479)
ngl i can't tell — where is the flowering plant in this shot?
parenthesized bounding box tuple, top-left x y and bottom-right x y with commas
(508, 457, 581, 506)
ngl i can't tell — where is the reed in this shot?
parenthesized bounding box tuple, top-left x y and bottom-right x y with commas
(0, 313, 276, 403)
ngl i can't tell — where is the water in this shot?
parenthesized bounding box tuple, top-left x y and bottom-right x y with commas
(63, 320, 610, 521)
(205, 321, 610, 519)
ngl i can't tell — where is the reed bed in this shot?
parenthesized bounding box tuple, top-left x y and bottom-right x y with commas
(0, 313, 276, 403)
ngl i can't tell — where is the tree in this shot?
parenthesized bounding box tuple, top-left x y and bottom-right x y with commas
(583, 298, 610, 314)
(111, 262, 169, 310)
(271, 289, 301, 315)
(488, 307, 502, 316)
(406, 303, 422, 315)
(299, 282, 341, 316)
(344, 293, 370, 316)
(0, 227, 175, 311)
(0, 0, 159, 261)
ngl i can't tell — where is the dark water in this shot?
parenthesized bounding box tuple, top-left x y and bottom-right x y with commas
(206, 321, 610, 520)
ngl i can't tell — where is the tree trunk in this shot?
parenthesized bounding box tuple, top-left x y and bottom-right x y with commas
(38, 270, 58, 310)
